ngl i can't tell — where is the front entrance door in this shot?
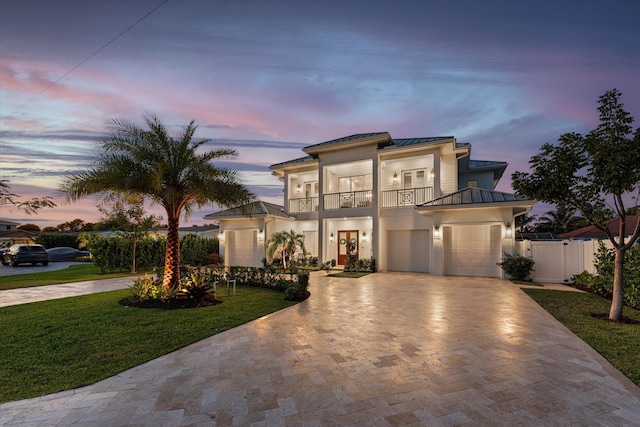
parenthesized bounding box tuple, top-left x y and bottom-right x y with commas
(337, 230, 359, 266)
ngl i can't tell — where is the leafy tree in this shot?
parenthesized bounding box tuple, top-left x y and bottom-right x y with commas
(512, 89, 640, 321)
(266, 229, 306, 270)
(42, 226, 58, 233)
(61, 115, 253, 289)
(0, 180, 56, 214)
(96, 195, 164, 273)
(535, 204, 587, 234)
(56, 218, 87, 232)
(17, 223, 41, 232)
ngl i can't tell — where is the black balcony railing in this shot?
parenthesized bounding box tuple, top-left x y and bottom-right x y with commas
(324, 190, 373, 210)
(381, 186, 433, 207)
(289, 197, 319, 213)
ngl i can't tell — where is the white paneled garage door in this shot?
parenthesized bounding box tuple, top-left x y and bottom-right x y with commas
(444, 225, 501, 277)
(387, 230, 430, 272)
(226, 230, 258, 267)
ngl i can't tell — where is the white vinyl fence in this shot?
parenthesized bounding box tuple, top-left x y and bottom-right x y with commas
(515, 239, 612, 283)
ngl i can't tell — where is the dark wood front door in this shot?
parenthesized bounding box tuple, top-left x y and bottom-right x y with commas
(337, 230, 359, 266)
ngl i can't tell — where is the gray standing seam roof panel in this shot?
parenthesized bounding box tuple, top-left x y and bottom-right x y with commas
(419, 187, 527, 207)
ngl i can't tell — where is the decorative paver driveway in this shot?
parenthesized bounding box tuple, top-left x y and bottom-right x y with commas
(2, 273, 639, 425)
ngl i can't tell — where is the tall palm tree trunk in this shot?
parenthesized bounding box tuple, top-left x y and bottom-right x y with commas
(163, 215, 181, 290)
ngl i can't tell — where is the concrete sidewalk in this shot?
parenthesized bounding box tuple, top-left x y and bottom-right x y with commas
(1, 273, 639, 425)
(0, 277, 134, 307)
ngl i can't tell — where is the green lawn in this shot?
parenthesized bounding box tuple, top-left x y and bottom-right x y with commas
(0, 287, 296, 403)
(523, 289, 640, 387)
(328, 272, 372, 278)
(0, 264, 135, 290)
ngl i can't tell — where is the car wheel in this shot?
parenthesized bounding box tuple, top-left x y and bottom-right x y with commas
(42, 261, 49, 266)
(1, 260, 8, 266)
(12, 261, 19, 267)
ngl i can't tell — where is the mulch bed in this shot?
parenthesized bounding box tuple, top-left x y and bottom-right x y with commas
(119, 294, 221, 309)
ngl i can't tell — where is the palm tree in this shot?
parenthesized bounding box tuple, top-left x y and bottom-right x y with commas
(61, 115, 253, 289)
(266, 229, 306, 270)
(515, 213, 537, 233)
(535, 204, 587, 235)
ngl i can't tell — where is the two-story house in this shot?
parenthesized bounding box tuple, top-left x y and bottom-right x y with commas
(204, 132, 534, 278)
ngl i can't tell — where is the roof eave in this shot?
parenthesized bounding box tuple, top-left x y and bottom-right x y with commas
(303, 133, 391, 155)
(416, 200, 535, 212)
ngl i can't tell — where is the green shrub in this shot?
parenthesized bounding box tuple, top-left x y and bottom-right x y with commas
(129, 274, 166, 301)
(571, 242, 640, 309)
(35, 233, 81, 249)
(321, 261, 332, 274)
(285, 272, 310, 301)
(497, 252, 535, 281)
(344, 257, 376, 273)
(81, 233, 219, 274)
(180, 234, 219, 266)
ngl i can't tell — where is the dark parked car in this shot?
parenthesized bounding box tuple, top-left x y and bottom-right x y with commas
(46, 247, 90, 262)
(1, 244, 49, 267)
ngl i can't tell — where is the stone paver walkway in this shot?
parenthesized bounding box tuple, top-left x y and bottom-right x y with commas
(1, 273, 639, 426)
(0, 277, 134, 307)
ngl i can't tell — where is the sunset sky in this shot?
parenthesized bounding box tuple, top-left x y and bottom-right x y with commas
(1, 0, 639, 229)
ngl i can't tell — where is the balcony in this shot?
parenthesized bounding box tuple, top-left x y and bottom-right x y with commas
(289, 197, 319, 213)
(381, 186, 433, 208)
(324, 190, 373, 210)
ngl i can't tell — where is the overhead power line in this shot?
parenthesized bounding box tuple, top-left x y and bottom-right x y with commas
(13, 0, 170, 114)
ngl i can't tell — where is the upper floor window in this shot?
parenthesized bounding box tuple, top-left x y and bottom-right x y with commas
(339, 175, 372, 192)
(468, 180, 478, 188)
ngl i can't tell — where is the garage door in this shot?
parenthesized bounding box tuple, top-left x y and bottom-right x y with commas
(226, 230, 258, 267)
(387, 230, 430, 272)
(443, 225, 501, 277)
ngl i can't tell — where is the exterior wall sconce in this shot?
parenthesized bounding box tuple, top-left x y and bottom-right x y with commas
(257, 230, 264, 241)
(430, 169, 435, 180)
(329, 233, 335, 243)
(218, 231, 225, 242)
(362, 231, 368, 242)
(505, 222, 512, 239)
(296, 184, 302, 194)
(392, 172, 398, 184)
(433, 225, 440, 239)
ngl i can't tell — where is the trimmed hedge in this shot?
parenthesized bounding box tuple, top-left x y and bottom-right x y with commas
(35, 233, 81, 249)
(80, 233, 219, 274)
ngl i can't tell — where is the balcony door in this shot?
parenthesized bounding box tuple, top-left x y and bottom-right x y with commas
(337, 230, 359, 266)
(401, 169, 427, 205)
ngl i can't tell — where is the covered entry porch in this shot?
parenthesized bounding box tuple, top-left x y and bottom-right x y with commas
(323, 216, 373, 266)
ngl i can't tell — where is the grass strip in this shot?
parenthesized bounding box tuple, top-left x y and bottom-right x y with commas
(0, 264, 135, 290)
(522, 289, 640, 387)
(0, 287, 296, 403)
(329, 272, 371, 278)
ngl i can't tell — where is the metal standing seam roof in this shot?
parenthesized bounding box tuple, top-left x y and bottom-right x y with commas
(467, 159, 508, 169)
(203, 201, 292, 219)
(418, 187, 531, 208)
(269, 155, 316, 170)
(302, 133, 390, 152)
(391, 136, 454, 147)
(270, 134, 459, 170)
